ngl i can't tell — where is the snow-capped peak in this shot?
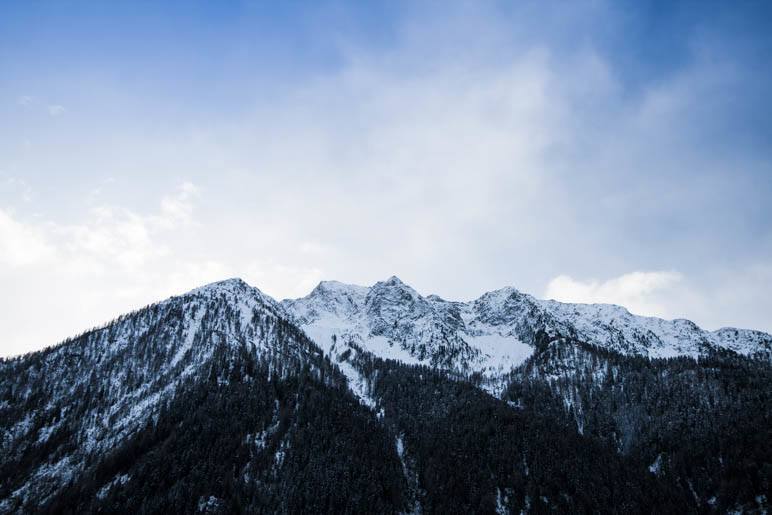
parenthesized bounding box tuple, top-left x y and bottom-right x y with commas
(384, 275, 405, 285)
(283, 276, 772, 382)
(184, 277, 280, 310)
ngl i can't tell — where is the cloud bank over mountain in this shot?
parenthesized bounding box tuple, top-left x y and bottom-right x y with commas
(1, 1, 771, 355)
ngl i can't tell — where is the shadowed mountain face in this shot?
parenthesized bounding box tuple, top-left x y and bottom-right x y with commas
(2, 277, 770, 513)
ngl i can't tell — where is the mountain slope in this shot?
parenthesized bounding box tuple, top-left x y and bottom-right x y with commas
(2, 276, 770, 513)
(280, 276, 771, 511)
(1, 279, 408, 513)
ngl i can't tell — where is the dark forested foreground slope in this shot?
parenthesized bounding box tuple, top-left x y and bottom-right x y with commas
(1, 278, 770, 514)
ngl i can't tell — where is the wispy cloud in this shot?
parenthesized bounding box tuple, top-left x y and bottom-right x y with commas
(544, 271, 684, 318)
(155, 181, 199, 229)
(47, 105, 66, 117)
(0, 182, 222, 356)
(0, 208, 56, 267)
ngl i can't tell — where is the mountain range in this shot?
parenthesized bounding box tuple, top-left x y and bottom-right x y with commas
(2, 277, 770, 513)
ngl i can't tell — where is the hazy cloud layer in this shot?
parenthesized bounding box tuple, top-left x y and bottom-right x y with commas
(1, 1, 771, 355)
(545, 272, 684, 319)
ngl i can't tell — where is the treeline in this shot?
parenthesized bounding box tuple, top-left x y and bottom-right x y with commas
(505, 338, 772, 513)
(344, 350, 683, 512)
(340, 336, 770, 513)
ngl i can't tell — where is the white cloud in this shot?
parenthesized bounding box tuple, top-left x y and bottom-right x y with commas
(0, 208, 56, 266)
(544, 268, 772, 333)
(298, 241, 329, 256)
(40, 182, 201, 269)
(1, 4, 770, 354)
(57, 206, 158, 268)
(17, 95, 33, 106)
(244, 261, 323, 300)
(0, 182, 213, 357)
(155, 181, 199, 229)
(544, 271, 684, 318)
(47, 105, 66, 116)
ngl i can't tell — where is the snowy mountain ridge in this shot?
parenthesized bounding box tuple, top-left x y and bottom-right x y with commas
(282, 276, 772, 379)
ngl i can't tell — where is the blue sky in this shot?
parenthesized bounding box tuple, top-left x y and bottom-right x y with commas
(1, 1, 771, 356)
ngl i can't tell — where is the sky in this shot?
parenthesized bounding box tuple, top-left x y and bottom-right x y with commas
(1, 0, 771, 357)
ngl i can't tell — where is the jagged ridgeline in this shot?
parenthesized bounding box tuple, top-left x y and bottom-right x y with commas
(1, 277, 770, 513)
